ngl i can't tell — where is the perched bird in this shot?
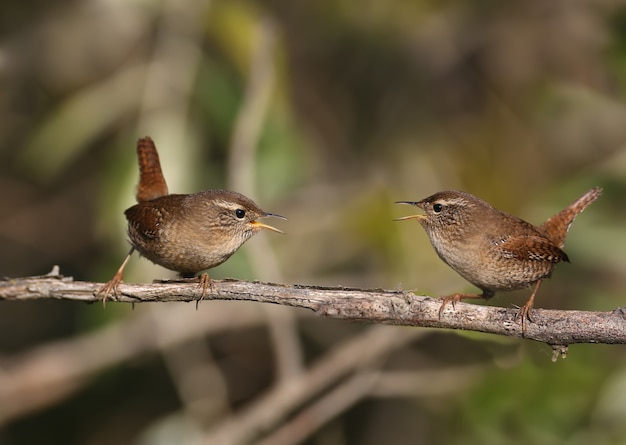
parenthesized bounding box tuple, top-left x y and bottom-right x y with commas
(395, 187, 602, 332)
(97, 137, 285, 305)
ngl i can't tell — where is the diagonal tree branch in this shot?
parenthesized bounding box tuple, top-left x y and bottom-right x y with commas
(1, 268, 625, 348)
(202, 325, 423, 444)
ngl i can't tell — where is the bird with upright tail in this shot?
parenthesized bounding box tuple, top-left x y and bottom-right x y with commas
(395, 187, 602, 333)
(97, 137, 285, 306)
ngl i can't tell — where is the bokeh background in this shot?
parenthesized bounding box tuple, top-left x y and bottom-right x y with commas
(1, 0, 626, 444)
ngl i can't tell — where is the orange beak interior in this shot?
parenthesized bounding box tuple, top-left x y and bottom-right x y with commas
(393, 214, 426, 222)
(250, 221, 285, 234)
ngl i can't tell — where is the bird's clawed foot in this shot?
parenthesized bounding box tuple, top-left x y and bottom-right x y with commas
(96, 247, 134, 309)
(195, 273, 213, 310)
(514, 280, 541, 335)
(437, 293, 484, 319)
(514, 299, 535, 335)
(438, 294, 462, 319)
(96, 273, 123, 308)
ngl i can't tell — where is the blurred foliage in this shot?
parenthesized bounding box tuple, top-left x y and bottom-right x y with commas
(1, 0, 625, 444)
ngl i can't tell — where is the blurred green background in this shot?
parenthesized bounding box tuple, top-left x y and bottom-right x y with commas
(1, 0, 625, 444)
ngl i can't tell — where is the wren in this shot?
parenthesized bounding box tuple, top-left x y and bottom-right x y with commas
(97, 137, 285, 305)
(395, 187, 602, 332)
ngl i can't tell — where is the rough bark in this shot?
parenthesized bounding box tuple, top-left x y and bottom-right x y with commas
(2, 267, 624, 348)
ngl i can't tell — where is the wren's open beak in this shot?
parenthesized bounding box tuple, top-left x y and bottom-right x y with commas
(251, 212, 287, 234)
(393, 201, 426, 222)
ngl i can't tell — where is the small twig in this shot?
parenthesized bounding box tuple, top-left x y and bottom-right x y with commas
(1, 270, 625, 346)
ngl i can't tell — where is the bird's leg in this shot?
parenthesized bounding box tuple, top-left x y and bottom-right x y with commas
(195, 273, 212, 310)
(96, 247, 135, 308)
(438, 291, 491, 319)
(515, 280, 543, 334)
(177, 272, 213, 309)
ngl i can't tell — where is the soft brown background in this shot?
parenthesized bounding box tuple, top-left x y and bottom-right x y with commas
(1, 1, 625, 444)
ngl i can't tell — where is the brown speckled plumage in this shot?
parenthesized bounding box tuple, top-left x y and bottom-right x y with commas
(97, 137, 285, 304)
(396, 187, 602, 331)
(125, 190, 273, 275)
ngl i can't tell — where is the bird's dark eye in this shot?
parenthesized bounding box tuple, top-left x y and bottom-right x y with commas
(235, 209, 246, 219)
(433, 203, 443, 213)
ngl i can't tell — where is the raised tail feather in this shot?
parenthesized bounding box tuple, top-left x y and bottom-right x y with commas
(539, 186, 602, 249)
(136, 137, 169, 203)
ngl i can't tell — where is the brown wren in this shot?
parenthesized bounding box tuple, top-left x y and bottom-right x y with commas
(395, 187, 602, 332)
(97, 137, 285, 304)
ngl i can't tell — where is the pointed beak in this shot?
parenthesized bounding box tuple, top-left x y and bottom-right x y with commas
(264, 212, 287, 220)
(251, 212, 287, 234)
(394, 201, 426, 222)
